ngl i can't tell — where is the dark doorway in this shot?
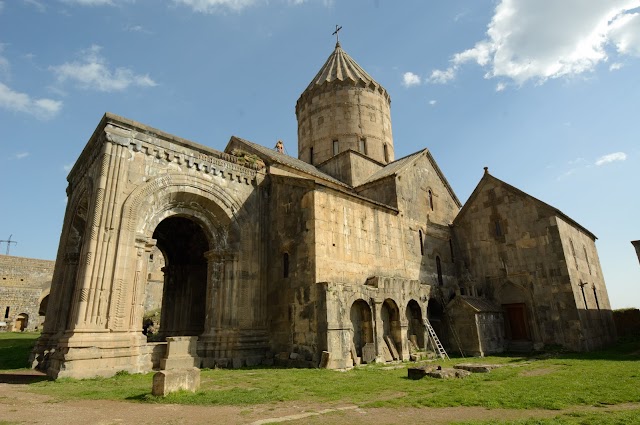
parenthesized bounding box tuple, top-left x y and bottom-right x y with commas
(503, 303, 530, 341)
(381, 299, 402, 360)
(153, 216, 208, 338)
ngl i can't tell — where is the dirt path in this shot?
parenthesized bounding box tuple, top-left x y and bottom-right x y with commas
(1, 373, 639, 425)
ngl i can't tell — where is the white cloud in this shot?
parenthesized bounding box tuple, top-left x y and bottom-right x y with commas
(428, 67, 456, 84)
(609, 62, 623, 71)
(0, 1, 4, 13)
(428, 99, 437, 106)
(595, 152, 627, 165)
(495, 82, 506, 92)
(173, 0, 258, 13)
(23, 0, 46, 12)
(0, 82, 62, 119)
(430, 0, 640, 85)
(14, 152, 30, 159)
(63, 163, 73, 171)
(59, 0, 118, 5)
(402, 71, 421, 87)
(51, 45, 157, 92)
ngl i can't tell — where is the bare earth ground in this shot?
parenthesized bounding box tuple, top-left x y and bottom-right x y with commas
(1, 372, 639, 425)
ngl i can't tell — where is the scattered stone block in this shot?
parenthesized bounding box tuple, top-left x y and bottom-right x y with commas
(382, 346, 394, 362)
(454, 363, 501, 373)
(385, 336, 399, 360)
(426, 368, 471, 379)
(289, 352, 300, 360)
(362, 343, 376, 364)
(319, 351, 331, 368)
(160, 336, 199, 370)
(408, 365, 435, 380)
(152, 367, 200, 396)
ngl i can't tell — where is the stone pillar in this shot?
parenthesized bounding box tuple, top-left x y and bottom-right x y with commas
(128, 236, 156, 331)
(399, 319, 409, 361)
(371, 298, 386, 363)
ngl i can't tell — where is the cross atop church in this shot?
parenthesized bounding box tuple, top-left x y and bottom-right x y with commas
(332, 25, 342, 45)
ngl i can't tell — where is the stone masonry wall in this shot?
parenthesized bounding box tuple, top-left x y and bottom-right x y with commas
(0, 255, 54, 331)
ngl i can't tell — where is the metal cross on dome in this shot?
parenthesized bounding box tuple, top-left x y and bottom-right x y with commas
(332, 25, 342, 44)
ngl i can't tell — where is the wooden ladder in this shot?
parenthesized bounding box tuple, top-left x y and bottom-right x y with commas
(426, 319, 450, 360)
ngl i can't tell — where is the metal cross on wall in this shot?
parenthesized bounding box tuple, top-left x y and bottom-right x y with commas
(332, 25, 342, 44)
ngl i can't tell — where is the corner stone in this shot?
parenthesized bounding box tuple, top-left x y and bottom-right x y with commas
(152, 367, 201, 396)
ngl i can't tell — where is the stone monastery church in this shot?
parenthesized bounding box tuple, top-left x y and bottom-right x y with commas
(32, 41, 616, 378)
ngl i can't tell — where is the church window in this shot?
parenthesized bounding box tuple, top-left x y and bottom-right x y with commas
(583, 246, 591, 275)
(283, 253, 290, 278)
(570, 239, 578, 270)
(419, 230, 424, 256)
(449, 239, 455, 263)
(333, 140, 339, 156)
(495, 220, 502, 237)
(383, 144, 389, 163)
(310, 147, 314, 164)
(359, 138, 367, 154)
(428, 190, 434, 211)
(436, 256, 443, 286)
(4, 306, 8, 319)
(593, 285, 600, 310)
(579, 282, 588, 309)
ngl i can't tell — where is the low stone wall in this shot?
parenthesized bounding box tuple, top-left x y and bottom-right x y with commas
(0, 255, 54, 331)
(613, 308, 640, 338)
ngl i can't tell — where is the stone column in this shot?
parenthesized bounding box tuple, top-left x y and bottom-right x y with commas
(399, 319, 409, 360)
(371, 298, 386, 363)
(128, 237, 156, 331)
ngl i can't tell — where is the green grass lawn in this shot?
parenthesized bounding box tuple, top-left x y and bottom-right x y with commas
(0, 332, 39, 369)
(12, 335, 637, 412)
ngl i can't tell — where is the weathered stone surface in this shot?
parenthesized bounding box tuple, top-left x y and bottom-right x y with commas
(454, 363, 503, 373)
(427, 368, 471, 379)
(160, 336, 199, 370)
(385, 336, 399, 360)
(407, 365, 435, 380)
(362, 343, 376, 364)
(152, 368, 200, 396)
(0, 256, 53, 332)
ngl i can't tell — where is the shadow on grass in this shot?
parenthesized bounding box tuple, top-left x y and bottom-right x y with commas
(0, 371, 50, 384)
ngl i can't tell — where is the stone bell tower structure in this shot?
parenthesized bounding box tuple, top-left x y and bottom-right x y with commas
(295, 41, 394, 177)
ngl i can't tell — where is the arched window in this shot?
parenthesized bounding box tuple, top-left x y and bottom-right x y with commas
(436, 256, 443, 286)
(359, 138, 367, 154)
(283, 253, 290, 278)
(428, 190, 434, 211)
(310, 147, 314, 164)
(419, 230, 424, 256)
(333, 140, 339, 156)
(383, 143, 389, 163)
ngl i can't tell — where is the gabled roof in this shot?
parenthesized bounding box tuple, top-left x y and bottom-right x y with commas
(356, 148, 462, 207)
(225, 136, 351, 189)
(298, 42, 389, 105)
(455, 170, 597, 240)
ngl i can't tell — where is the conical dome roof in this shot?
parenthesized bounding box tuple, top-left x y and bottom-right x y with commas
(300, 42, 390, 102)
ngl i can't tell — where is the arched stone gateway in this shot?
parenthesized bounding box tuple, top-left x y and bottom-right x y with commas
(31, 116, 268, 378)
(13, 313, 28, 332)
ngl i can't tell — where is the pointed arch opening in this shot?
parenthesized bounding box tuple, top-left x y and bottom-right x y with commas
(350, 299, 373, 362)
(381, 299, 402, 360)
(406, 300, 426, 350)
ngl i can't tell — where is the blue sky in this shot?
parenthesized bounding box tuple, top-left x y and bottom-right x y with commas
(0, 0, 638, 309)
